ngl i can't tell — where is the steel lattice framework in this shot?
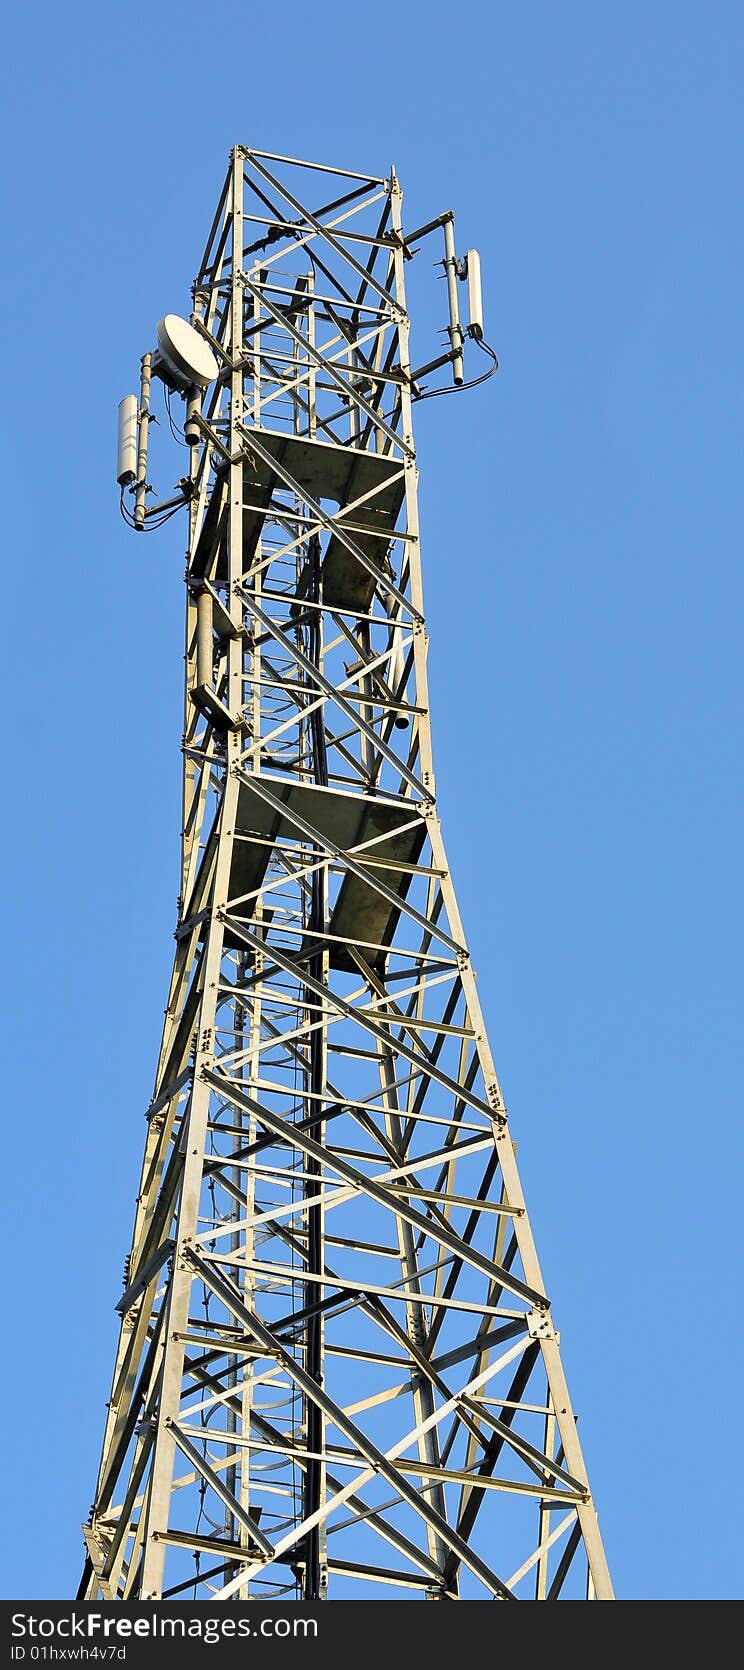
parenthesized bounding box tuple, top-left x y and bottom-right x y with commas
(80, 146, 613, 1602)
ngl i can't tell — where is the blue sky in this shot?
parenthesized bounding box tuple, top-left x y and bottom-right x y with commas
(1, 2, 742, 1600)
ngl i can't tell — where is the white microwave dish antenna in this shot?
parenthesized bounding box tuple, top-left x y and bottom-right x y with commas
(155, 314, 219, 390)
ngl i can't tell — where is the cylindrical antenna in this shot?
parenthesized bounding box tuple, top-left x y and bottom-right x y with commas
(134, 354, 152, 533)
(443, 215, 464, 385)
(184, 387, 201, 448)
(196, 589, 213, 689)
(384, 593, 409, 728)
(117, 396, 138, 486)
(465, 249, 484, 340)
(389, 634, 409, 728)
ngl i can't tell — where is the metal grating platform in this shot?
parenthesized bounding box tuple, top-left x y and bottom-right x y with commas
(190, 429, 405, 609)
(227, 775, 424, 969)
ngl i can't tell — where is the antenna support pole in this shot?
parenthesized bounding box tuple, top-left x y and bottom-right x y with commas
(134, 353, 152, 532)
(443, 215, 464, 385)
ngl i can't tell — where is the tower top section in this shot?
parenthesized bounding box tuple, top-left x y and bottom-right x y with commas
(115, 144, 498, 532)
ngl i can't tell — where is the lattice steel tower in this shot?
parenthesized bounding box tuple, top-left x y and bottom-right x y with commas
(81, 146, 613, 1602)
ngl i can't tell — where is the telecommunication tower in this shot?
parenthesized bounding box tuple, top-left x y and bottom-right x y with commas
(80, 146, 613, 1602)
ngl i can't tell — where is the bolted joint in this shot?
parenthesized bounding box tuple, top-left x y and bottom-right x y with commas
(526, 1307, 558, 1342)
